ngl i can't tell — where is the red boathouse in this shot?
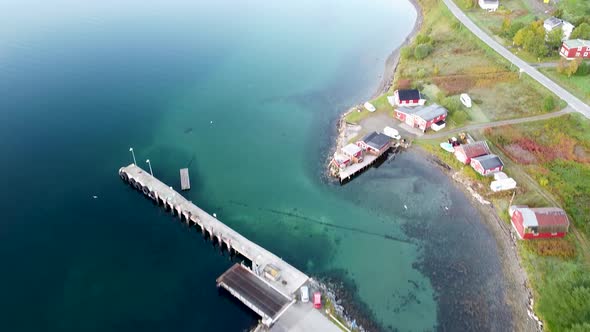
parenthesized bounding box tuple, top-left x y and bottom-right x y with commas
(509, 206, 570, 239)
(454, 141, 491, 164)
(470, 154, 504, 176)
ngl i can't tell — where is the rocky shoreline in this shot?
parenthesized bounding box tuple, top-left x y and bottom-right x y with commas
(420, 148, 541, 332)
(324, 0, 541, 330)
(327, 0, 424, 172)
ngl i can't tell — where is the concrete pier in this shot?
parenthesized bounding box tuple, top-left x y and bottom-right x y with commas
(119, 163, 309, 297)
(119, 164, 343, 330)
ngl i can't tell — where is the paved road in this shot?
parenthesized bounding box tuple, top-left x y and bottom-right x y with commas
(441, 0, 590, 118)
(425, 107, 573, 139)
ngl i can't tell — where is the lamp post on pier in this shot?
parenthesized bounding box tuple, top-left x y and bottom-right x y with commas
(146, 159, 153, 176)
(129, 147, 137, 165)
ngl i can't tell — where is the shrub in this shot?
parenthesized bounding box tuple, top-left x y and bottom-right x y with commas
(575, 61, 590, 76)
(543, 96, 556, 111)
(400, 46, 413, 60)
(571, 23, 590, 40)
(523, 239, 576, 259)
(415, 34, 433, 46)
(414, 44, 433, 60)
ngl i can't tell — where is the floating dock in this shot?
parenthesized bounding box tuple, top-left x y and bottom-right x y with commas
(119, 164, 342, 330)
(180, 168, 190, 190)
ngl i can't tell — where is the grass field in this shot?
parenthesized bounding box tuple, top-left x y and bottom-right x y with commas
(539, 67, 590, 104)
(388, 0, 561, 128)
(482, 114, 590, 331)
(344, 94, 393, 124)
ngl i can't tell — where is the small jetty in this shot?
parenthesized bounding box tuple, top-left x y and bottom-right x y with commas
(119, 164, 340, 331)
(180, 168, 190, 190)
(331, 131, 408, 184)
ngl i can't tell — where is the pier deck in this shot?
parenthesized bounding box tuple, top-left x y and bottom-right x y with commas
(338, 154, 379, 182)
(119, 164, 308, 296)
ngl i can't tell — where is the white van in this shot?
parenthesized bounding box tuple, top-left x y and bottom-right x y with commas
(300, 286, 309, 303)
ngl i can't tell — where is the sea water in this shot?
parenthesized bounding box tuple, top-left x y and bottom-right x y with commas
(0, 0, 511, 331)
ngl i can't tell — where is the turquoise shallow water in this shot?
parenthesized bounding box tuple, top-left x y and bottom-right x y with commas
(0, 1, 512, 331)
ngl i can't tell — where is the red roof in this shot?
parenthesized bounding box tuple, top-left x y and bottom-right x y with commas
(532, 208, 569, 227)
(456, 141, 490, 158)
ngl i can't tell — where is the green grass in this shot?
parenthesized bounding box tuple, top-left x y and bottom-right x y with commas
(416, 112, 590, 331)
(391, 0, 561, 128)
(519, 241, 590, 332)
(482, 113, 590, 331)
(344, 94, 393, 124)
(539, 68, 590, 104)
(485, 113, 590, 234)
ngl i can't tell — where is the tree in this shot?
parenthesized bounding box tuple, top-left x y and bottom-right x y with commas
(565, 58, 582, 77)
(570, 23, 590, 40)
(513, 21, 549, 57)
(547, 28, 563, 51)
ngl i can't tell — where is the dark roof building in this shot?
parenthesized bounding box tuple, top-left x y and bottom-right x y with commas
(470, 154, 504, 176)
(397, 89, 421, 101)
(358, 132, 391, 155)
(389, 89, 426, 107)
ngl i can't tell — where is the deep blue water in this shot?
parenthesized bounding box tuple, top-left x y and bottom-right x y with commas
(0, 1, 512, 331)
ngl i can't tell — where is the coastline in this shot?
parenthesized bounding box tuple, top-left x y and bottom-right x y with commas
(417, 147, 539, 332)
(331, 0, 423, 154)
(325, 0, 537, 331)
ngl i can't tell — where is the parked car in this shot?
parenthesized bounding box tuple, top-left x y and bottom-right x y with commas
(313, 292, 321, 309)
(383, 126, 401, 140)
(300, 286, 309, 303)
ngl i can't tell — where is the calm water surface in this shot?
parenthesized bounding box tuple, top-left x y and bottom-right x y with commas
(0, 1, 511, 331)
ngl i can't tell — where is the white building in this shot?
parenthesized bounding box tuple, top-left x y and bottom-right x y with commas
(544, 17, 575, 40)
(479, 0, 499, 11)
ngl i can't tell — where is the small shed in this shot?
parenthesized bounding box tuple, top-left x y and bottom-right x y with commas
(342, 143, 363, 161)
(490, 178, 517, 192)
(332, 153, 350, 169)
(470, 154, 504, 176)
(454, 141, 491, 164)
(510, 206, 570, 239)
(478, 0, 499, 11)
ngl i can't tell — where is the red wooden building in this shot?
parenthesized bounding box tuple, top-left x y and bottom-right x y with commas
(357, 132, 391, 155)
(560, 39, 590, 60)
(389, 89, 426, 107)
(453, 141, 490, 164)
(394, 104, 447, 132)
(509, 206, 570, 240)
(470, 154, 504, 176)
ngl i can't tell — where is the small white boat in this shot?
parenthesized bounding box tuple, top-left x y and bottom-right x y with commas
(364, 102, 376, 112)
(460, 93, 472, 108)
(440, 142, 454, 153)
